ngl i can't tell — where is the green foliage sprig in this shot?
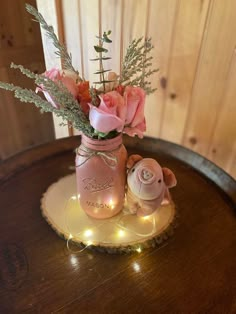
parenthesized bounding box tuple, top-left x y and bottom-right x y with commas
(120, 37, 159, 94)
(25, 3, 82, 81)
(89, 87, 100, 107)
(1, 63, 93, 137)
(0, 81, 57, 112)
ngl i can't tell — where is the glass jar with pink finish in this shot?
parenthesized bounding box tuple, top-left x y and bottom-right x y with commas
(75, 134, 127, 219)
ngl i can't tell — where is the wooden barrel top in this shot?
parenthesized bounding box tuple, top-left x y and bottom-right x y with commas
(0, 135, 235, 313)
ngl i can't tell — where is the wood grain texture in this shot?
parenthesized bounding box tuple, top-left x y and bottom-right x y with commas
(145, 0, 178, 137)
(160, 0, 210, 143)
(207, 51, 236, 174)
(100, 0, 122, 74)
(0, 0, 54, 160)
(122, 0, 148, 49)
(183, 0, 236, 156)
(79, 0, 100, 83)
(0, 136, 235, 313)
(228, 152, 236, 179)
(0, 63, 53, 159)
(61, 0, 83, 75)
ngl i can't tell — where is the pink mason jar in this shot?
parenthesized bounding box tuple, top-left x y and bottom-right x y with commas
(75, 134, 127, 219)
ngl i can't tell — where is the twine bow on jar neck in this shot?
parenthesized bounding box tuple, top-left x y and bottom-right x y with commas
(76, 145, 118, 168)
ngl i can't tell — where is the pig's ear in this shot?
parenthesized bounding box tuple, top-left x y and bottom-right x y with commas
(127, 154, 143, 169)
(162, 167, 177, 188)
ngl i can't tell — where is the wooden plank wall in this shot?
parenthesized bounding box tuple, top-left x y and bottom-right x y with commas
(0, 0, 55, 160)
(37, 0, 236, 179)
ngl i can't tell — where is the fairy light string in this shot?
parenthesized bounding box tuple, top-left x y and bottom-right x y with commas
(64, 194, 157, 254)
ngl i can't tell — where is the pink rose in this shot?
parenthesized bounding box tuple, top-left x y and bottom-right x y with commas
(123, 86, 146, 138)
(89, 91, 126, 133)
(36, 68, 78, 108)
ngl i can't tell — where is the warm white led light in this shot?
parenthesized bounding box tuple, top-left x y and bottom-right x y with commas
(71, 195, 77, 200)
(136, 247, 142, 253)
(133, 262, 141, 272)
(84, 229, 93, 237)
(142, 215, 151, 221)
(86, 240, 93, 246)
(109, 198, 115, 209)
(118, 229, 125, 237)
(70, 255, 79, 267)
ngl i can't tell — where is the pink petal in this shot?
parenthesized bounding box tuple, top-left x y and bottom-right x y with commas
(99, 92, 127, 125)
(44, 68, 61, 80)
(35, 87, 42, 93)
(89, 105, 124, 133)
(124, 87, 146, 127)
(123, 119, 146, 138)
(98, 96, 117, 115)
(130, 88, 146, 127)
(61, 76, 78, 98)
(123, 126, 144, 138)
(124, 86, 140, 124)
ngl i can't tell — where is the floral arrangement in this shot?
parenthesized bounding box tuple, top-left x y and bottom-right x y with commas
(0, 4, 158, 140)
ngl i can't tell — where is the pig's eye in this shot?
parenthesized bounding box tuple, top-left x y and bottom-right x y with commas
(158, 179, 162, 183)
(131, 168, 135, 173)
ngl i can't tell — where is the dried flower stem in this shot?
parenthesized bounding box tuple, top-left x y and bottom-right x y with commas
(120, 37, 159, 95)
(0, 64, 94, 137)
(25, 3, 82, 81)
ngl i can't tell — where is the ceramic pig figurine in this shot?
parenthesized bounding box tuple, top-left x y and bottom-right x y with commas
(126, 155, 177, 217)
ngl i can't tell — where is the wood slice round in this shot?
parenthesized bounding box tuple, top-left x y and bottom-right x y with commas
(41, 173, 177, 253)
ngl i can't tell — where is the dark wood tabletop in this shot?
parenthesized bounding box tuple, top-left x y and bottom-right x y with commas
(0, 136, 235, 314)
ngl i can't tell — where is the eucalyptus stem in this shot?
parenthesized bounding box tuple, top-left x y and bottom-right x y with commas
(99, 42, 106, 92)
(92, 31, 113, 92)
